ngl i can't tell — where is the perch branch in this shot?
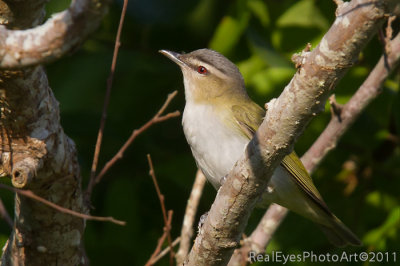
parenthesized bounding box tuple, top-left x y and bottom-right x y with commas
(186, 1, 400, 265)
(229, 27, 400, 266)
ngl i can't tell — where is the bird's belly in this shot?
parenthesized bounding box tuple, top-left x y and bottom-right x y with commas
(182, 104, 248, 189)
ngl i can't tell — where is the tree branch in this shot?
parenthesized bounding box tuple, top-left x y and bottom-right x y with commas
(0, 0, 109, 263)
(0, 184, 126, 225)
(0, 197, 13, 228)
(228, 21, 400, 266)
(176, 169, 207, 265)
(186, 1, 400, 265)
(87, 0, 129, 200)
(85, 91, 180, 197)
(302, 29, 400, 172)
(0, 0, 112, 69)
(147, 154, 175, 265)
(146, 211, 174, 266)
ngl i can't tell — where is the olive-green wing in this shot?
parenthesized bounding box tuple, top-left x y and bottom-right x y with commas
(232, 103, 332, 215)
(231, 103, 265, 139)
(281, 152, 332, 215)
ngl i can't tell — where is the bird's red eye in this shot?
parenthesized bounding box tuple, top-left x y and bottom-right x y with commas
(197, 66, 208, 74)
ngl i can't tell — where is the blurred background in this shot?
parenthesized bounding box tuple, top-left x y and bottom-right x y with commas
(0, 0, 399, 265)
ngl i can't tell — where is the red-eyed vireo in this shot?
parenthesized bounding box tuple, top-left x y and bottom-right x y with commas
(160, 48, 361, 247)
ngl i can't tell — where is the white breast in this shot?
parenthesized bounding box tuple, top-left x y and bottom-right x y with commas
(182, 102, 249, 189)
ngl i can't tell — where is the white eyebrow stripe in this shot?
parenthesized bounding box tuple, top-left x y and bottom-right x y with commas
(189, 59, 228, 77)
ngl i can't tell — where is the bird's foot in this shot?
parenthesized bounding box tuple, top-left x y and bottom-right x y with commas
(198, 212, 209, 233)
(220, 174, 228, 186)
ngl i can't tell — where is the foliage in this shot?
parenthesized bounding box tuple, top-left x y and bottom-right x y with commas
(0, 0, 399, 265)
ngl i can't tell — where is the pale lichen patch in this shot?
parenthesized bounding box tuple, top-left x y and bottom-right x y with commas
(342, 16, 350, 28)
(232, 178, 242, 191)
(315, 54, 325, 65)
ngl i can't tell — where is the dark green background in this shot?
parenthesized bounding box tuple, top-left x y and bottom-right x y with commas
(1, 0, 399, 265)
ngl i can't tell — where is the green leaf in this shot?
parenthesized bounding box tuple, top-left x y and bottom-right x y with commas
(250, 67, 295, 95)
(237, 55, 266, 85)
(209, 13, 250, 55)
(365, 191, 399, 212)
(247, 0, 270, 27)
(363, 207, 400, 250)
(276, 0, 329, 30)
(247, 29, 291, 68)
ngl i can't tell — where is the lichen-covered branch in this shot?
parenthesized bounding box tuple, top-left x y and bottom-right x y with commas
(0, 0, 111, 69)
(186, 0, 400, 265)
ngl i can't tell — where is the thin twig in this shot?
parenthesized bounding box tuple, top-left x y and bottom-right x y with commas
(384, 16, 396, 55)
(152, 237, 181, 264)
(176, 169, 206, 265)
(147, 154, 175, 265)
(0, 197, 13, 228)
(146, 211, 174, 266)
(87, 0, 130, 198)
(0, 184, 126, 226)
(91, 91, 180, 188)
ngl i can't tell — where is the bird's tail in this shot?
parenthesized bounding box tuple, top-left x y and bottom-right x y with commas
(318, 215, 362, 247)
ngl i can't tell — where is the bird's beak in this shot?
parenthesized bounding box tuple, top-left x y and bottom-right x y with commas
(159, 50, 187, 68)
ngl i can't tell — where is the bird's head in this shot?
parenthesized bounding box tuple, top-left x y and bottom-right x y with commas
(160, 49, 247, 104)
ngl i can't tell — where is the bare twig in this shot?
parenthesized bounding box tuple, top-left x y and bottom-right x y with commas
(176, 170, 207, 265)
(0, 197, 13, 228)
(384, 16, 396, 54)
(147, 154, 175, 265)
(86, 0, 129, 198)
(90, 91, 180, 189)
(152, 237, 181, 264)
(146, 211, 174, 266)
(0, 184, 126, 226)
(229, 30, 400, 266)
(333, 0, 344, 7)
(329, 94, 343, 122)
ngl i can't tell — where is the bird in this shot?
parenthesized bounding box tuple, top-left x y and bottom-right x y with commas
(160, 48, 361, 247)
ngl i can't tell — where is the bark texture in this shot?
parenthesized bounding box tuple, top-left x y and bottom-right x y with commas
(186, 0, 400, 265)
(0, 0, 110, 265)
(0, 0, 111, 68)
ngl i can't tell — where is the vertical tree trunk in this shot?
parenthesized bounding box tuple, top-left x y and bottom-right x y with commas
(0, 1, 87, 265)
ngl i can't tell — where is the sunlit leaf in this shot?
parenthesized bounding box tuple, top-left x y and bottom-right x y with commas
(363, 207, 400, 250)
(237, 55, 266, 85)
(276, 0, 329, 30)
(250, 67, 295, 95)
(209, 12, 250, 55)
(365, 191, 399, 212)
